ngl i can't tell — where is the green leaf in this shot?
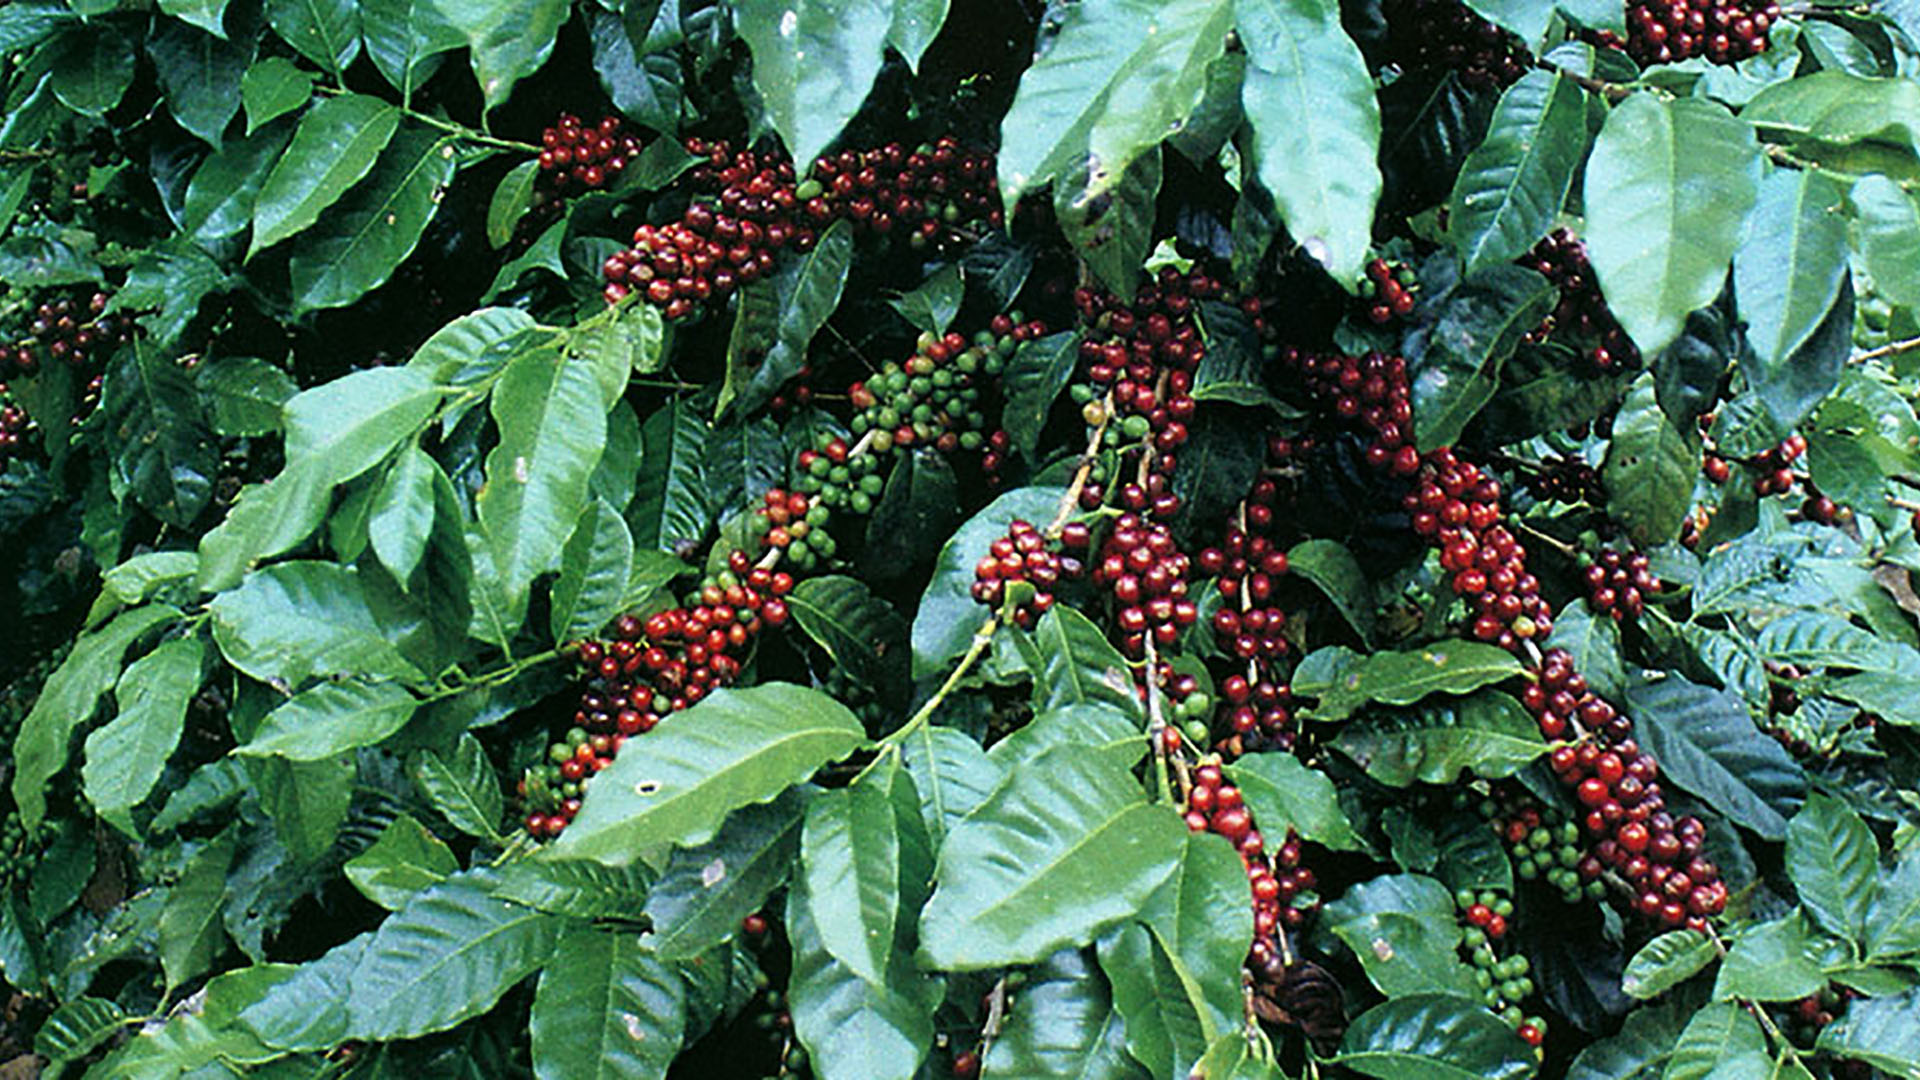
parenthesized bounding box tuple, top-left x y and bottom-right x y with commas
(1850, 174, 1920, 309)
(12, 603, 177, 829)
(1295, 641, 1526, 723)
(899, 724, 1003, 849)
(1604, 372, 1700, 547)
(1287, 538, 1375, 645)
(1622, 930, 1717, 1000)
(530, 924, 685, 1080)
(1583, 95, 1761, 358)
(723, 219, 855, 417)
(1237, 0, 1381, 285)
(160, 0, 230, 35)
(983, 947, 1147, 1080)
(1023, 606, 1142, 719)
(1786, 793, 1877, 943)
(266, 0, 359, 73)
(1336, 994, 1536, 1080)
(1567, 993, 1699, 1080)
(249, 93, 401, 257)
(49, 25, 136, 117)
(1332, 692, 1546, 786)
(248, 754, 356, 865)
(39, 998, 130, 1073)
(911, 485, 1065, 681)
(888, 263, 963, 337)
(1056, 144, 1162, 300)
(111, 243, 233, 350)
(360, 0, 465, 98)
(1629, 674, 1805, 842)
(434, 0, 570, 109)
(148, 19, 249, 148)
(786, 858, 942, 1080)
(491, 857, 654, 919)
(288, 129, 458, 313)
(1000, 331, 1080, 463)
(183, 123, 295, 244)
(644, 789, 805, 961)
(210, 562, 423, 689)
(102, 343, 218, 529)
(1746, 71, 1920, 156)
(486, 159, 539, 249)
(1228, 752, 1362, 851)
(1867, 843, 1920, 960)
(1409, 264, 1560, 450)
(1734, 168, 1848, 431)
(81, 635, 204, 827)
(345, 813, 457, 911)
(1546, 599, 1627, 703)
(102, 551, 200, 607)
(631, 398, 711, 555)
(0, 3, 74, 53)
(587, 7, 681, 136)
(344, 871, 561, 1041)
(1459, 0, 1551, 39)
(1449, 68, 1589, 273)
(1100, 831, 1252, 1040)
(411, 733, 505, 841)
(1714, 914, 1826, 1002)
(997, 0, 1231, 214)
(241, 56, 312, 135)
(237, 679, 418, 760)
(1101, 924, 1215, 1078)
(800, 770, 921, 985)
(735, 0, 889, 172)
(370, 444, 437, 583)
(788, 575, 910, 701)
(863, 447, 962, 583)
(158, 829, 236, 991)
(887, 0, 948, 70)
(552, 683, 866, 863)
(551, 497, 635, 645)
(1323, 874, 1477, 1000)
(1663, 1001, 1766, 1080)
(919, 743, 1186, 970)
(1816, 987, 1920, 1076)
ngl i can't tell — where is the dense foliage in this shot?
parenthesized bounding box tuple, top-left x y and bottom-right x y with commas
(6, 0, 1920, 1077)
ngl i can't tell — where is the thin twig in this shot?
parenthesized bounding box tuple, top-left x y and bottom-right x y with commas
(1852, 335, 1920, 364)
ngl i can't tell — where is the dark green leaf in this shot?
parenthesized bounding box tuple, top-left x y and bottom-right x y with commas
(1100, 831, 1252, 1040)
(112, 242, 233, 349)
(1735, 169, 1848, 431)
(1022, 606, 1142, 719)
(1335, 994, 1535, 1080)
(411, 733, 505, 842)
(1628, 674, 1805, 842)
(552, 683, 866, 862)
(1228, 752, 1362, 851)
(1663, 1001, 1766, 1080)
(1295, 641, 1525, 723)
(1786, 793, 1878, 943)
(1545, 599, 1627, 703)
(789, 575, 910, 700)
(288, 129, 458, 313)
(1620, 929, 1715, 1000)
(1100, 924, 1215, 1078)
(1286, 539, 1375, 645)
(1324, 874, 1477, 1000)
(645, 789, 805, 960)
(551, 497, 635, 645)
(248, 754, 356, 864)
(241, 56, 312, 135)
(1057, 145, 1162, 300)
(1332, 692, 1546, 786)
(238, 936, 369, 1051)
(344, 813, 457, 911)
(148, 19, 249, 147)
(1449, 69, 1589, 273)
(35, 998, 126, 1072)
(48, 26, 136, 118)
(1816, 987, 1920, 1075)
(631, 398, 711, 556)
(490, 858, 654, 919)
(158, 829, 236, 990)
(983, 947, 1147, 1080)
(530, 924, 684, 1080)
(266, 0, 360, 74)
(183, 122, 294, 245)
(360, 0, 465, 98)
(101, 344, 218, 528)
(888, 263, 963, 337)
(589, 7, 681, 135)
(899, 724, 1003, 849)
(1409, 264, 1559, 450)
(724, 219, 855, 416)
(1001, 332, 1080, 463)
(249, 93, 401, 257)
(486, 160, 538, 251)
(863, 447, 961, 583)
(434, 0, 568, 110)
(1603, 372, 1699, 547)
(81, 635, 204, 827)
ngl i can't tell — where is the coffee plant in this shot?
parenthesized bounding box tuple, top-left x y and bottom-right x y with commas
(7, 0, 1920, 1077)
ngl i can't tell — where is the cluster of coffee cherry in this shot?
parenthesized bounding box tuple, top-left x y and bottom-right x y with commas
(1518, 229, 1639, 373)
(1521, 454, 1606, 506)
(1485, 794, 1606, 905)
(1585, 548, 1659, 623)
(1185, 760, 1319, 990)
(1409, 451, 1556, 648)
(1275, 348, 1420, 475)
(793, 434, 886, 517)
(756, 486, 838, 572)
(1704, 433, 1853, 525)
(970, 518, 1076, 629)
(1454, 887, 1546, 1044)
(1590, 0, 1780, 66)
(601, 136, 998, 318)
(523, 545, 794, 837)
(1198, 480, 1301, 752)
(1091, 513, 1199, 660)
(1532, 650, 1728, 928)
(537, 113, 645, 192)
(1381, 0, 1534, 89)
(3, 288, 133, 379)
(0, 384, 30, 458)
(1360, 258, 1417, 324)
(1072, 268, 1229, 519)
(847, 324, 1029, 461)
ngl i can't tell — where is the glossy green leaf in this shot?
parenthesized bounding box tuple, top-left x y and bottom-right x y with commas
(735, 0, 890, 174)
(1409, 264, 1560, 450)
(249, 93, 400, 257)
(551, 497, 635, 645)
(81, 635, 204, 826)
(1604, 372, 1700, 547)
(344, 813, 457, 911)
(788, 575, 910, 701)
(899, 724, 1003, 848)
(1449, 69, 1588, 273)
(49, 26, 136, 118)
(12, 603, 177, 829)
(1786, 793, 1877, 943)
(344, 871, 561, 1040)
(102, 343, 218, 528)
(1629, 674, 1805, 842)
(241, 57, 312, 135)
(1336, 994, 1536, 1080)
(148, 19, 249, 147)
(1850, 174, 1920, 309)
(1460, 0, 1551, 40)
(490, 858, 653, 922)
(919, 743, 1186, 969)
(210, 562, 423, 689)
(1100, 831, 1251, 1040)
(1663, 1001, 1766, 1080)
(1331, 692, 1546, 786)
(434, 0, 568, 109)
(887, 0, 948, 70)
(911, 485, 1065, 681)
(486, 159, 539, 249)
(553, 683, 866, 863)
(631, 398, 711, 555)
(863, 447, 962, 583)
(888, 262, 963, 337)
(1324, 874, 1476, 1000)
(1057, 144, 1162, 300)
(1734, 169, 1848, 431)
(360, 0, 465, 98)
(1867, 843, 1920, 960)
(1101, 924, 1215, 1078)
(411, 733, 505, 842)
(237, 680, 418, 760)
(723, 219, 855, 416)
(530, 924, 684, 1080)
(158, 829, 236, 990)
(1545, 599, 1626, 703)
(1583, 95, 1760, 358)
(370, 444, 437, 584)
(1000, 331, 1080, 463)
(983, 948, 1147, 1080)
(102, 551, 199, 607)
(799, 767, 921, 984)
(1237, 0, 1380, 285)
(288, 129, 458, 313)
(183, 123, 294, 245)
(1622, 930, 1716, 1000)
(1746, 71, 1920, 156)
(160, 0, 231, 36)
(1566, 993, 1699, 1080)
(1228, 752, 1362, 851)
(248, 753, 356, 865)
(1713, 914, 1826, 1002)
(1022, 606, 1142, 719)
(266, 0, 359, 73)
(644, 790, 805, 961)
(1287, 538, 1375, 645)
(587, 7, 680, 136)
(1294, 641, 1526, 723)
